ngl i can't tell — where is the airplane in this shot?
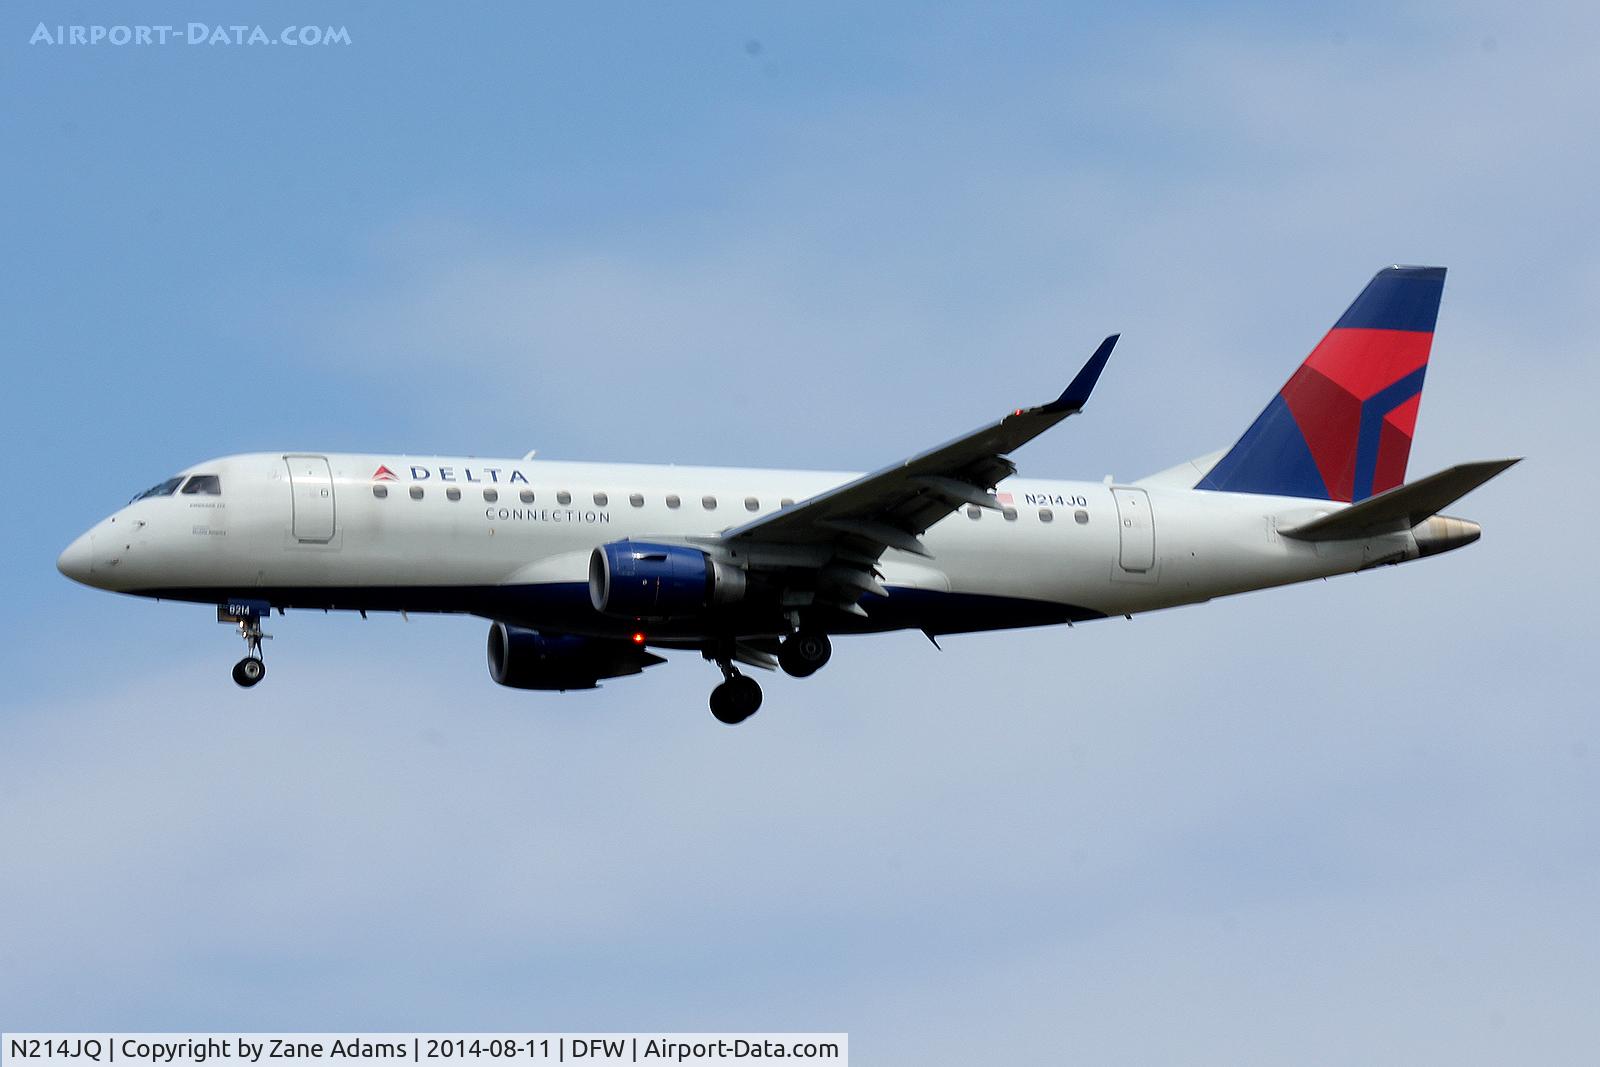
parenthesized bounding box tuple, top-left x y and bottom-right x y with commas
(57, 266, 1517, 724)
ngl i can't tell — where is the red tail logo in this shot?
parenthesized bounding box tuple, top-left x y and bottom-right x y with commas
(1197, 266, 1444, 501)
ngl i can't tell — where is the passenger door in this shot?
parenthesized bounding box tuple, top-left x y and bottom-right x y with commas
(285, 454, 336, 542)
(1111, 486, 1155, 573)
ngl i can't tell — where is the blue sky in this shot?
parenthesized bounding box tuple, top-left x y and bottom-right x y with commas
(3, 2, 1598, 1061)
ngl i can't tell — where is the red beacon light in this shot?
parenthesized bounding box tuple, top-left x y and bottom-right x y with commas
(631, 631, 647, 645)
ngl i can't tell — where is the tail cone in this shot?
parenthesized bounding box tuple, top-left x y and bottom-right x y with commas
(1413, 514, 1481, 557)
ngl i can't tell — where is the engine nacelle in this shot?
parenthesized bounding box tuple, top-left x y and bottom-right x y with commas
(589, 540, 747, 618)
(486, 622, 664, 691)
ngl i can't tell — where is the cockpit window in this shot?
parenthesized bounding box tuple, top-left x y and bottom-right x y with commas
(181, 474, 222, 495)
(131, 477, 184, 502)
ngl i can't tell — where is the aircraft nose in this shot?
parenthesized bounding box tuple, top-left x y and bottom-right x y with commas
(57, 530, 96, 585)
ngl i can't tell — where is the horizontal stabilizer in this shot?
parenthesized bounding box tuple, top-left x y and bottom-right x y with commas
(1279, 458, 1520, 542)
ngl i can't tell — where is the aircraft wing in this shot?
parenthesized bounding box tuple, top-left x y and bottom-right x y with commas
(715, 335, 1117, 614)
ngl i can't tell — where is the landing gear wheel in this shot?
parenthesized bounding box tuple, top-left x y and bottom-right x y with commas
(709, 675, 763, 724)
(226, 601, 272, 687)
(779, 630, 832, 678)
(232, 657, 266, 688)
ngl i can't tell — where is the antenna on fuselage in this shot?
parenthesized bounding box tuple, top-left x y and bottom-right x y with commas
(522, 450, 538, 461)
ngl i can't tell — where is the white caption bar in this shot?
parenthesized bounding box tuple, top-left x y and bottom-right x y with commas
(2, 1036, 847, 1067)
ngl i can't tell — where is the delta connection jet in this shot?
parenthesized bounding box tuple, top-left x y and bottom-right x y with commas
(58, 267, 1516, 724)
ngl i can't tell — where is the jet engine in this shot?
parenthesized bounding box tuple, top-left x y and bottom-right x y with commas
(588, 541, 747, 618)
(486, 622, 665, 691)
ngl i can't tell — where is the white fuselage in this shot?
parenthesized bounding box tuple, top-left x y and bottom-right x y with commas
(58, 452, 1421, 639)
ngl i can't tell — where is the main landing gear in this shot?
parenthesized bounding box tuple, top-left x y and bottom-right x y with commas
(226, 604, 271, 688)
(779, 630, 832, 678)
(706, 630, 834, 725)
(709, 660, 763, 725)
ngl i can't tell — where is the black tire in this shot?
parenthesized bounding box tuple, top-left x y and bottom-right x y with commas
(779, 631, 832, 678)
(710, 676, 763, 724)
(232, 657, 265, 688)
(728, 675, 762, 720)
(709, 683, 742, 724)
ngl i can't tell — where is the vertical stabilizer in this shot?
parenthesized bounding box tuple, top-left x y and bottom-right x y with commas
(1196, 265, 1444, 501)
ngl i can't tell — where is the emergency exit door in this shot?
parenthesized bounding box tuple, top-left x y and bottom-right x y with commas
(285, 454, 336, 542)
(1111, 487, 1155, 573)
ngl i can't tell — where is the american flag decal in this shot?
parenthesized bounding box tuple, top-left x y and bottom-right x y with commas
(372, 465, 398, 482)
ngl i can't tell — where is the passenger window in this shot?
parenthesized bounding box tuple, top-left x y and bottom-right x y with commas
(373, 485, 388, 499)
(1039, 508, 1054, 523)
(629, 493, 644, 508)
(1074, 509, 1090, 524)
(1003, 507, 1018, 521)
(966, 506, 982, 520)
(483, 488, 498, 503)
(744, 496, 760, 511)
(666, 494, 681, 509)
(702, 495, 717, 510)
(520, 490, 534, 504)
(446, 487, 461, 501)
(557, 490, 572, 505)
(594, 492, 608, 506)
(181, 474, 222, 495)
(781, 498, 795, 508)
(410, 486, 424, 500)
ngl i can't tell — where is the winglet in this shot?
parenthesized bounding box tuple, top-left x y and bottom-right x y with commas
(1043, 334, 1119, 414)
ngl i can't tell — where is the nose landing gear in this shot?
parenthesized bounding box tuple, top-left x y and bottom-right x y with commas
(232, 656, 266, 687)
(220, 600, 272, 688)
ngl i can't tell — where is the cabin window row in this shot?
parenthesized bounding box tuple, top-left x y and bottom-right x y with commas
(372, 485, 798, 510)
(966, 505, 1091, 525)
(369, 483, 1087, 526)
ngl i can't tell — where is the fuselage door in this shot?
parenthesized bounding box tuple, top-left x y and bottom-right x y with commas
(285, 454, 336, 542)
(1111, 486, 1155, 572)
